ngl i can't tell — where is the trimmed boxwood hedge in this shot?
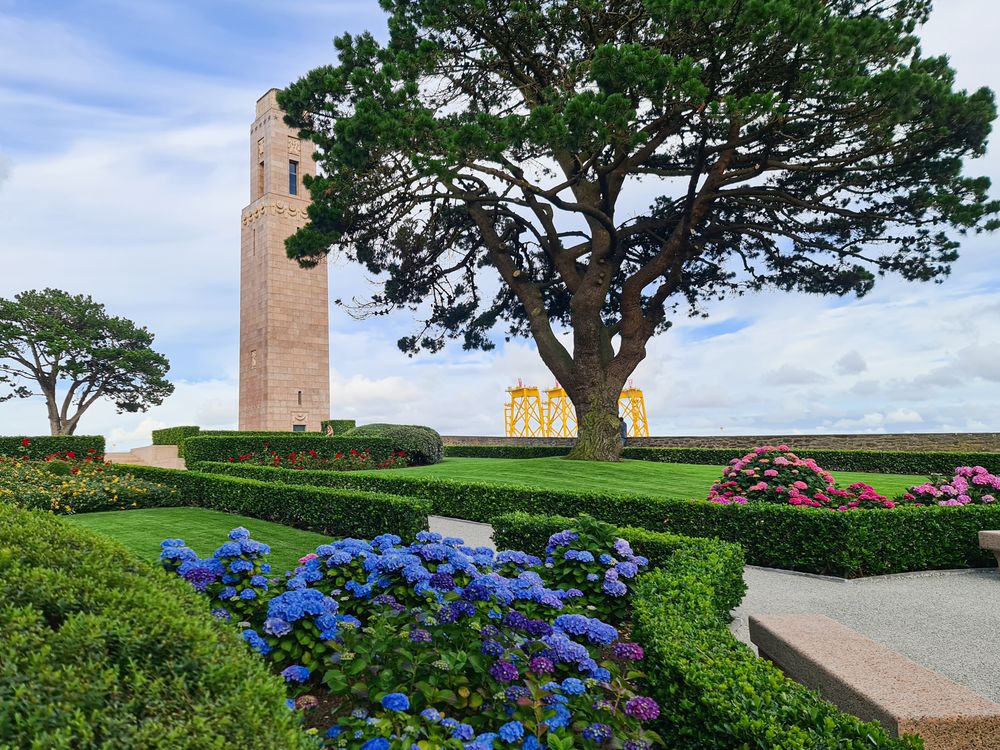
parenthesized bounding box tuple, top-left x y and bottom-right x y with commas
(345, 423, 444, 465)
(193, 461, 1000, 577)
(444, 444, 1000, 474)
(493, 512, 919, 749)
(151, 425, 201, 446)
(0, 435, 106, 460)
(182, 435, 398, 464)
(0, 503, 315, 749)
(118, 464, 429, 540)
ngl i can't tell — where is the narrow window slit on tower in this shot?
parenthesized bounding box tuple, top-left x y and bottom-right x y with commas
(298, 390, 303, 406)
(289, 160, 298, 195)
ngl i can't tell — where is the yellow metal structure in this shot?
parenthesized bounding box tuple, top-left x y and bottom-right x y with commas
(504, 381, 546, 437)
(619, 384, 650, 437)
(504, 381, 651, 438)
(544, 385, 578, 437)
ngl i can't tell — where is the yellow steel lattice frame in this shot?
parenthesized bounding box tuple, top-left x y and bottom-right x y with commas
(618, 387, 650, 437)
(544, 385, 578, 437)
(504, 383, 546, 437)
(504, 382, 651, 438)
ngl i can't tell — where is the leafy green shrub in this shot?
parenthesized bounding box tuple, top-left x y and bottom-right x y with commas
(182, 435, 398, 464)
(321, 419, 356, 435)
(0, 435, 106, 460)
(151, 425, 201, 446)
(345, 423, 444, 465)
(444, 444, 1000, 474)
(115, 464, 430, 540)
(493, 512, 919, 749)
(194, 462, 1000, 577)
(0, 504, 315, 749)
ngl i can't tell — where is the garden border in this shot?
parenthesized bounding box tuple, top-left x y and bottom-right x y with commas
(0, 435, 106, 459)
(444, 444, 1000, 474)
(492, 512, 920, 749)
(116, 464, 430, 540)
(192, 461, 1000, 577)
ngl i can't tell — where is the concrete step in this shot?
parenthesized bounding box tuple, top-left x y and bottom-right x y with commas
(105, 445, 186, 470)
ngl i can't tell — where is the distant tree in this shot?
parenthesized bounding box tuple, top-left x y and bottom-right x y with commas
(280, 0, 998, 460)
(0, 289, 174, 435)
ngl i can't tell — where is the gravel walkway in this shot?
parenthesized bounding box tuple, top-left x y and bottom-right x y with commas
(732, 566, 1000, 703)
(427, 517, 1000, 703)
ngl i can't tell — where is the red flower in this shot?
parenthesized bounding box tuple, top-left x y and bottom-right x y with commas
(228, 457, 235, 462)
(20, 438, 30, 447)
(65, 451, 76, 459)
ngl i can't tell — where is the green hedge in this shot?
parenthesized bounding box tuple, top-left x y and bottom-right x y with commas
(0, 435, 106, 459)
(118, 464, 429, 540)
(322, 419, 357, 435)
(444, 444, 1000, 474)
(344, 423, 444, 465)
(492, 512, 746, 618)
(182, 435, 398, 464)
(492, 512, 918, 749)
(0, 503, 315, 749)
(194, 461, 1000, 577)
(192, 461, 673, 529)
(445, 445, 572, 459)
(151, 425, 201, 446)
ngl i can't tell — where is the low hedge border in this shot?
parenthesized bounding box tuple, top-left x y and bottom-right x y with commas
(444, 444, 1000, 474)
(192, 461, 1000, 577)
(0, 435, 106, 460)
(0, 503, 314, 749)
(492, 512, 919, 749)
(117, 464, 430, 540)
(182, 435, 398, 464)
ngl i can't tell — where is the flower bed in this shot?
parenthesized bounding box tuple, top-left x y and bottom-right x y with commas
(707, 445, 894, 510)
(163, 519, 664, 748)
(493, 513, 920, 749)
(227, 448, 408, 471)
(905, 466, 999, 506)
(0, 454, 179, 514)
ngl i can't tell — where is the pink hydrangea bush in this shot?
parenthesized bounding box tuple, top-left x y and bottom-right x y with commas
(707, 445, 894, 511)
(903, 466, 1000, 506)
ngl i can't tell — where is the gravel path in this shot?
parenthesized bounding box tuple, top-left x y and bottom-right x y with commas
(427, 516, 1000, 703)
(732, 566, 1000, 703)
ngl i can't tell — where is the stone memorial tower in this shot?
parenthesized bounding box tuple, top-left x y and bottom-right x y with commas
(238, 89, 330, 431)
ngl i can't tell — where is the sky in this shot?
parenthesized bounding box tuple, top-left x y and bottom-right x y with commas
(0, 0, 998, 450)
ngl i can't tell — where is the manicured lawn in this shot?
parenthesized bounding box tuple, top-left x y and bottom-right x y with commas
(362, 457, 928, 500)
(65, 507, 330, 573)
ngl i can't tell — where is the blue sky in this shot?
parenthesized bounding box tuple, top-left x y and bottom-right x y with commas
(1, 0, 998, 449)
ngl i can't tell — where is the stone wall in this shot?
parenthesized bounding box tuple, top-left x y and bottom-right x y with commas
(442, 433, 1000, 452)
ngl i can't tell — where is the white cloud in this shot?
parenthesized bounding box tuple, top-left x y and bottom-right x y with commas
(835, 350, 867, 376)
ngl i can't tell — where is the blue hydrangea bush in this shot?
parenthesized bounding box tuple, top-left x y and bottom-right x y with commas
(162, 525, 661, 749)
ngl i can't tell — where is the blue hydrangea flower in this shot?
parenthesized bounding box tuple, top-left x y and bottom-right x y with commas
(381, 692, 410, 712)
(280, 664, 310, 683)
(498, 720, 524, 743)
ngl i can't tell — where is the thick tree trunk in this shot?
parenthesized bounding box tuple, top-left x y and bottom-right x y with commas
(565, 379, 625, 462)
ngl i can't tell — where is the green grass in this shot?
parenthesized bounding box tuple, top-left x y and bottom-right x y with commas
(361, 457, 928, 500)
(64, 507, 330, 573)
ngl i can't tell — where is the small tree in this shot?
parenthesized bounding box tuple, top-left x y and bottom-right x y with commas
(0, 289, 174, 436)
(280, 0, 998, 460)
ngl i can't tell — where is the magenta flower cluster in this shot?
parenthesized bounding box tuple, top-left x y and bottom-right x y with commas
(904, 466, 1000, 506)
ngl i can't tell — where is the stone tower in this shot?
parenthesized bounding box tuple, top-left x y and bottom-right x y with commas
(238, 89, 330, 432)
